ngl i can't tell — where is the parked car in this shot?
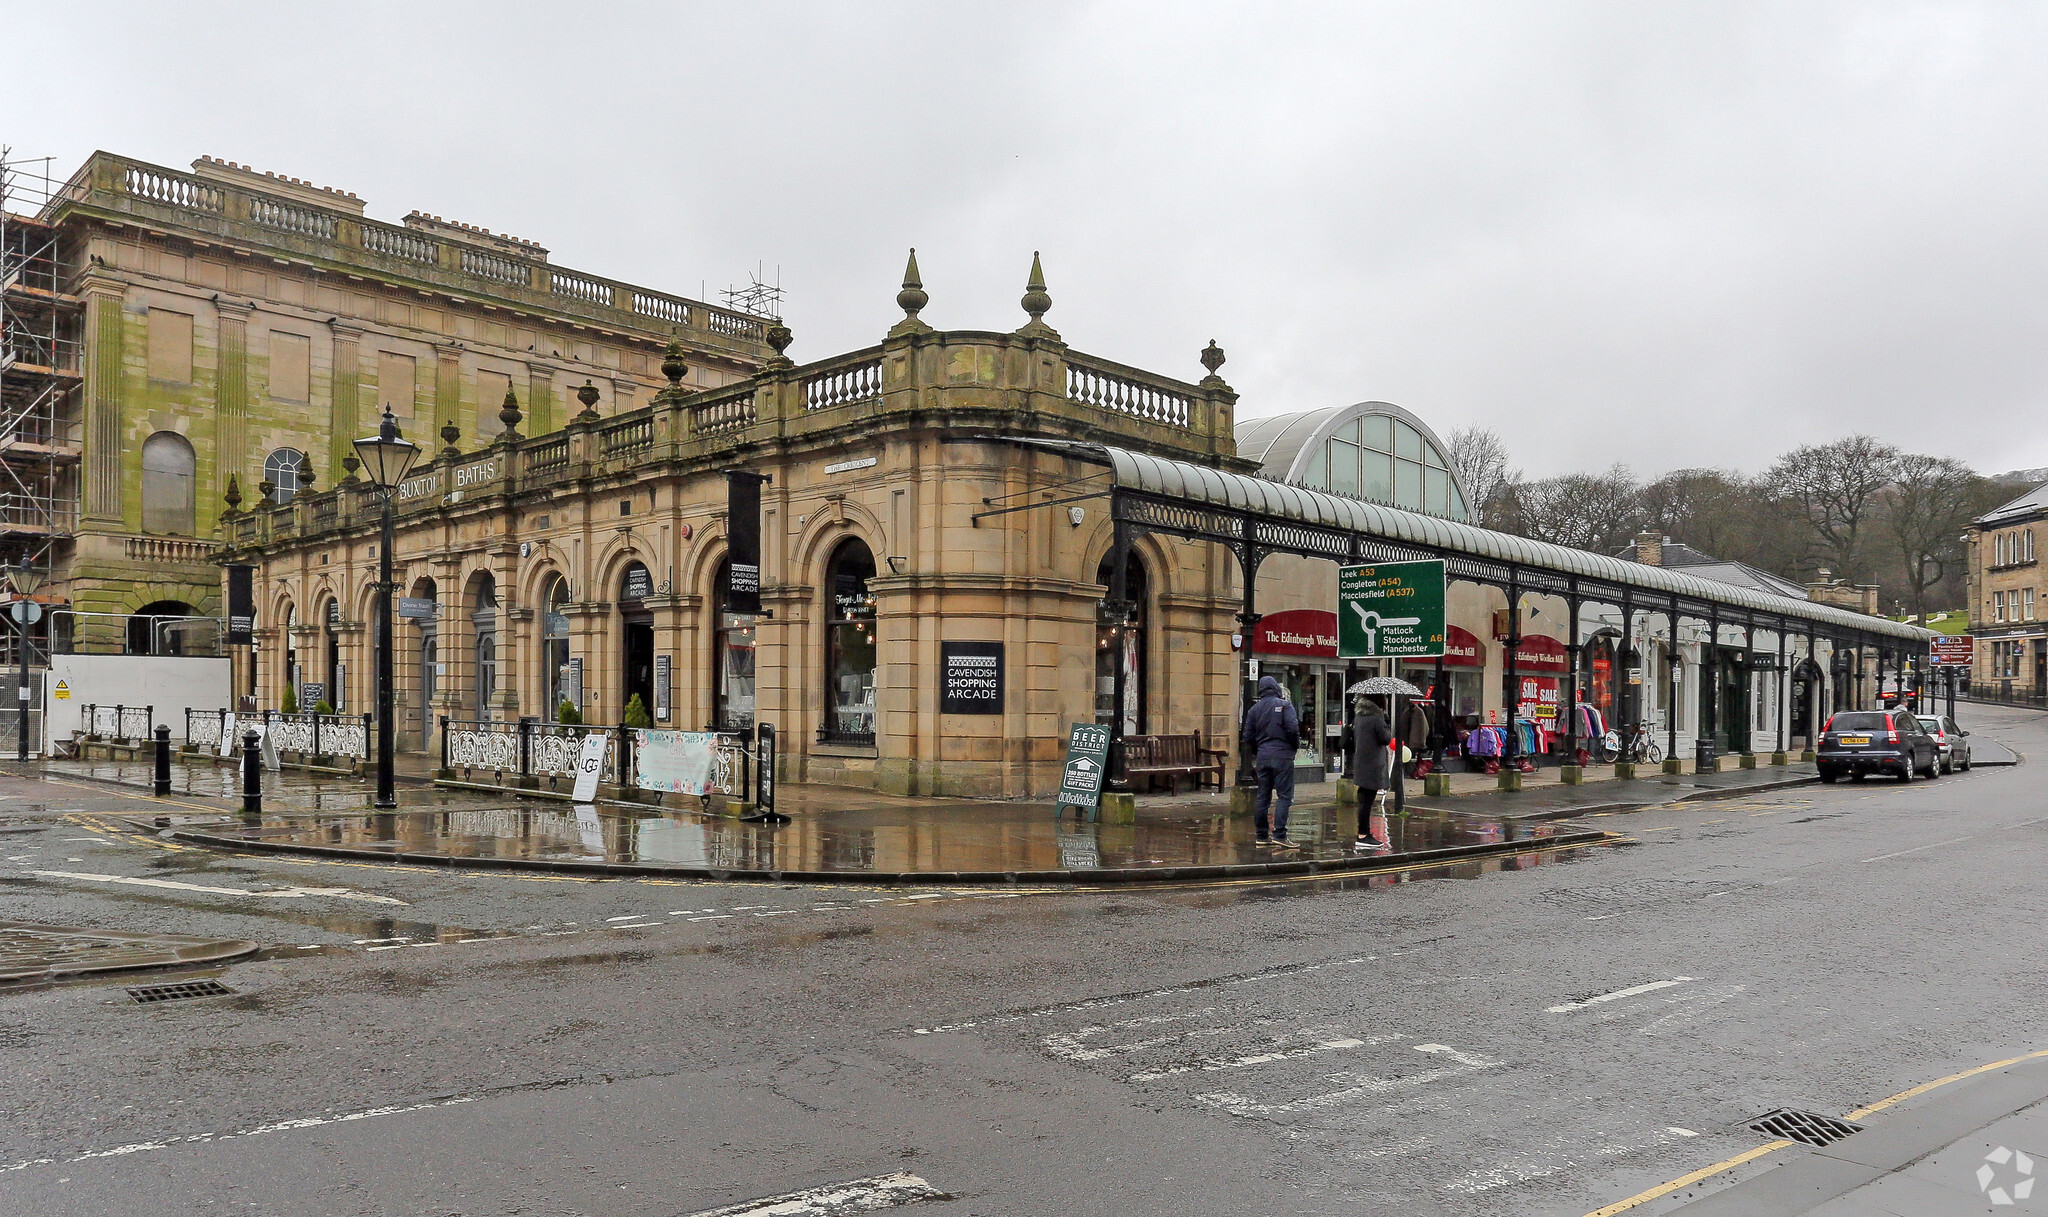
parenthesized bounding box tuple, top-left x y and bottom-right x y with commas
(1816, 709, 1940, 783)
(1914, 714, 1973, 774)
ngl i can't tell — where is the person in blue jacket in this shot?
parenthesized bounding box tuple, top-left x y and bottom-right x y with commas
(1240, 674, 1301, 846)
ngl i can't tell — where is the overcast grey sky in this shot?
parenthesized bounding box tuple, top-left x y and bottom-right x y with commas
(10, 2, 2047, 478)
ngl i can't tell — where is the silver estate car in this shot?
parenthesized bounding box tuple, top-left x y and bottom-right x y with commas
(1915, 714, 1973, 774)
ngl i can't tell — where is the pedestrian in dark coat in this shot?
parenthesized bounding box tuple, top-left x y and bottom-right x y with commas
(1351, 698, 1395, 849)
(1240, 674, 1300, 846)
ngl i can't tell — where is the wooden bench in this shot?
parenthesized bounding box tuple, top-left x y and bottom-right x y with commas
(1122, 732, 1229, 792)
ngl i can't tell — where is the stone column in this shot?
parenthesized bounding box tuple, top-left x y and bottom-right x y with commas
(328, 323, 362, 485)
(81, 283, 127, 524)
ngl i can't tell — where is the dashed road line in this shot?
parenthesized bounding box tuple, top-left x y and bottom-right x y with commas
(1548, 977, 1695, 1013)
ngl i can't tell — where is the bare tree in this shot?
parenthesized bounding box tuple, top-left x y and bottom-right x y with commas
(1445, 425, 1519, 528)
(1498, 465, 1644, 553)
(1882, 454, 1981, 621)
(1766, 436, 1903, 582)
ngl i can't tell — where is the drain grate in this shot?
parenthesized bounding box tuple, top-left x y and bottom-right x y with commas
(126, 979, 235, 1004)
(1748, 1108, 1864, 1146)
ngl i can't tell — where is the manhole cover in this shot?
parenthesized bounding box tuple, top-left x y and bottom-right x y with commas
(126, 979, 235, 1004)
(1748, 1108, 1864, 1146)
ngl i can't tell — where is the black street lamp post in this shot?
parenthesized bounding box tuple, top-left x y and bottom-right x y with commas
(352, 410, 421, 810)
(10, 557, 43, 763)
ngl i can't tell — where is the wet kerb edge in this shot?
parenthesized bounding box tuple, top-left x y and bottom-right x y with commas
(161, 825, 1618, 887)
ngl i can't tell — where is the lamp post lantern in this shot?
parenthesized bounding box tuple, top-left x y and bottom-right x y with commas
(352, 410, 421, 809)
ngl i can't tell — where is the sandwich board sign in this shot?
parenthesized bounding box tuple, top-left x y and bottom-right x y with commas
(1337, 560, 1447, 659)
(570, 732, 608, 803)
(1056, 722, 1113, 819)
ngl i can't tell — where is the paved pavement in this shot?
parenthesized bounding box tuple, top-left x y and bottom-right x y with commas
(0, 922, 256, 982)
(0, 704, 2040, 1215)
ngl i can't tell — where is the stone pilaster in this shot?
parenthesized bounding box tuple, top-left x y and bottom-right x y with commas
(328, 323, 362, 485)
(82, 286, 126, 523)
(435, 345, 462, 440)
(215, 299, 253, 513)
(526, 362, 556, 437)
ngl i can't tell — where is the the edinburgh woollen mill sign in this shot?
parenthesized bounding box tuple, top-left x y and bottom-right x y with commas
(939, 642, 1004, 715)
(1337, 559, 1448, 659)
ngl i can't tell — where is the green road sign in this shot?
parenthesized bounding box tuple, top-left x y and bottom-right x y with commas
(1337, 559, 1447, 659)
(1056, 722, 1113, 817)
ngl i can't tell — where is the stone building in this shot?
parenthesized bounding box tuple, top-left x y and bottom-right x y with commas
(14, 150, 771, 652)
(222, 257, 1246, 797)
(1966, 480, 2046, 698)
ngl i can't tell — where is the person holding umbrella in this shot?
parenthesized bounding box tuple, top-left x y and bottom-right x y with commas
(1350, 690, 1396, 850)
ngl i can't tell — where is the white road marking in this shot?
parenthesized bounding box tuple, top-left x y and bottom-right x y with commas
(1547, 977, 1695, 1013)
(1129, 1036, 1374, 1081)
(1195, 1043, 1502, 1116)
(679, 1171, 946, 1216)
(1669, 1126, 1699, 1136)
(608, 922, 659, 930)
(909, 954, 1378, 1035)
(1, 1095, 478, 1174)
(1859, 836, 1973, 863)
(603, 915, 646, 922)
(29, 870, 407, 905)
(1042, 1009, 1228, 1060)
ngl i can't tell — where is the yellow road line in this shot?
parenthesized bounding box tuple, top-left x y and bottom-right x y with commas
(1582, 1141, 1792, 1217)
(1585, 1047, 2048, 1215)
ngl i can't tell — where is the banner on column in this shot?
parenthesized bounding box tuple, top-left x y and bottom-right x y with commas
(226, 565, 256, 645)
(726, 470, 767, 615)
(654, 654, 671, 722)
(633, 729, 721, 795)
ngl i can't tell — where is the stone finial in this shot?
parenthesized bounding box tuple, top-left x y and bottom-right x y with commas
(1016, 251, 1059, 340)
(440, 419, 461, 458)
(297, 461, 316, 492)
(498, 387, 522, 439)
(1201, 340, 1226, 376)
(660, 336, 688, 387)
(223, 474, 244, 513)
(575, 379, 602, 422)
(766, 322, 792, 357)
(258, 478, 277, 505)
(889, 248, 933, 338)
(340, 455, 361, 485)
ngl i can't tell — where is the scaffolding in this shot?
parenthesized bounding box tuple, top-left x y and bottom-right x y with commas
(0, 148, 80, 667)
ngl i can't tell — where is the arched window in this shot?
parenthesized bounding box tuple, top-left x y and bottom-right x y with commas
(1296, 412, 1464, 518)
(713, 557, 755, 732)
(264, 448, 307, 504)
(822, 539, 876, 744)
(542, 575, 573, 721)
(472, 575, 498, 721)
(1095, 550, 1149, 734)
(140, 432, 196, 535)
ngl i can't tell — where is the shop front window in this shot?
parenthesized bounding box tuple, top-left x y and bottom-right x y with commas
(822, 539, 876, 744)
(542, 575, 572, 721)
(713, 558, 756, 732)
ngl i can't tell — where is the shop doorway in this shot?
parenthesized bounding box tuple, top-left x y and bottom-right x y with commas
(1094, 550, 1148, 735)
(620, 561, 655, 720)
(1700, 646, 1751, 753)
(409, 578, 437, 748)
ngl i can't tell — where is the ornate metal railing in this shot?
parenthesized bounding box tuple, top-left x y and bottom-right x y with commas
(185, 707, 228, 749)
(81, 703, 153, 740)
(438, 719, 759, 801)
(1066, 352, 1194, 429)
(260, 711, 373, 760)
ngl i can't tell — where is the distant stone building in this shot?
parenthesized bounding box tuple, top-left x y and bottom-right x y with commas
(13, 150, 771, 652)
(1966, 480, 2046, 698)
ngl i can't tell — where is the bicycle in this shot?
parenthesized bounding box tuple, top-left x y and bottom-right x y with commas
(1597, 725, 1662, 765)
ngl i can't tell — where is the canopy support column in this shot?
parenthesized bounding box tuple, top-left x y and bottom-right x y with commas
(1233, 515, 1263, 792)
(1563, 584, 1583, 766)
(1502, 576, 1522, 772)
(1667, 595, 1682, 767)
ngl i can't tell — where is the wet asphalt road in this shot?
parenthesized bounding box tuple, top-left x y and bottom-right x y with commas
(0, 706, 2041, 1217)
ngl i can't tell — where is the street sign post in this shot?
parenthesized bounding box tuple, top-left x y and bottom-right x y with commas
(1337, 560, 1447, 659)
(1055, 722, 1113, 820)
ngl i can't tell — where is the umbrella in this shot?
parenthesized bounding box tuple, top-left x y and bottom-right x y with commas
(1349, 676, 1424, 697)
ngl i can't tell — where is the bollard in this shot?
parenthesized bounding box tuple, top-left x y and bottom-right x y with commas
(241, 728, 262, 817)
(152, 724, 171, 797)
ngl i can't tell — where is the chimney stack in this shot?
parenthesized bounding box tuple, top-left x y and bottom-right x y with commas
(1634, 531, 1663, 566)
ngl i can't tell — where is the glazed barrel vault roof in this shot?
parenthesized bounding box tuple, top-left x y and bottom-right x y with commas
(1233, 401, 1471, 518)
(1014, 438, 1935, 645)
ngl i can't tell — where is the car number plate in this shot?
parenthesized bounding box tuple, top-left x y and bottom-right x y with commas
(1840, 735, 1870, 746)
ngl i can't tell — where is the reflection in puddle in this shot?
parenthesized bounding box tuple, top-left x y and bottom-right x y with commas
(209, 800, 1589, 877)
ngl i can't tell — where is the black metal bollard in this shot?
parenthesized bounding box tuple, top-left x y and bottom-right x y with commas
(241, 729, 262, 817)
(152, 724, 171, 797)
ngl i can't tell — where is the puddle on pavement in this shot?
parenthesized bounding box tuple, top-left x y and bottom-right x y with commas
(203, 799, 1594, 877)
